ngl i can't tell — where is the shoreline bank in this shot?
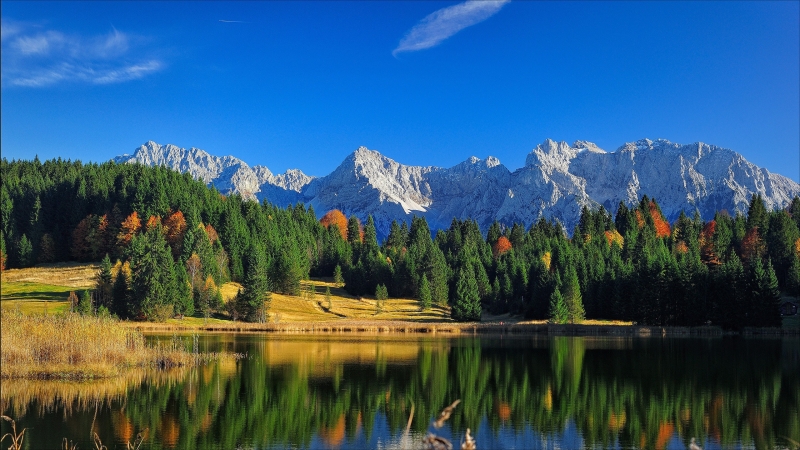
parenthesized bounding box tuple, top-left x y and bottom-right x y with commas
(125, 321, 799, 336)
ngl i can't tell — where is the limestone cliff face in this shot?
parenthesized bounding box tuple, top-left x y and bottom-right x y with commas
(115, 138, 800, 237)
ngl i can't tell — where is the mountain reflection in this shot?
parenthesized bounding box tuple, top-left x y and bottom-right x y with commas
(2, 334, 798, 450)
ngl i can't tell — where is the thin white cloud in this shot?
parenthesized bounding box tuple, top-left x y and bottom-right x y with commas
(393, 0, 509, 56)
(1, 19, 162, 88)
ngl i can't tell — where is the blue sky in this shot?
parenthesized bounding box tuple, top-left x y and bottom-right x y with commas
(2, 1, 798, 182)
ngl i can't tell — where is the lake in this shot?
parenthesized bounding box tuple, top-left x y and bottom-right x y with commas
(2, 333, 798, 449)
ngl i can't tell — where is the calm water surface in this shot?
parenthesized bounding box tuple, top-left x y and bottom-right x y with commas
(2, 334, 798, 449)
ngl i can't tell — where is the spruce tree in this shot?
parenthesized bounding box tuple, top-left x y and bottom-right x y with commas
(563, 268, 586, 323)
(325, 286, 332, 310)
(174, 263, 194, 318)
(419, 274, 432, 310)
(78, 289, 93, 316)
(238, 243, 270, 322)
(375, 283, 388, 314)
(549, 290, 568, 324)
(112, 262, 130, 318)
(749, 259, 781, 327)
(17, 234, 32, 268)
(452, 266, 481, 321)
(333, 264, 344, 287)
(95, 254, 114, 310)
(787, 253, 800, 299)
(129, 227, 179, 321)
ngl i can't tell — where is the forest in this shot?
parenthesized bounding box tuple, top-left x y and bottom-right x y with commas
(2, 157, 799, 328)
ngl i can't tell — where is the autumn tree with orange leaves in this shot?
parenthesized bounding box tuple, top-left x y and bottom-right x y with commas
(117, 212, 142, 249)
(164, 210, 188, 259)
(492, 236, 512, 258)
(320, 209, 348, 240)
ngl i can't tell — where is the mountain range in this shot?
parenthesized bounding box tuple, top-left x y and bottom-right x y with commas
(113, 139, 800, 237)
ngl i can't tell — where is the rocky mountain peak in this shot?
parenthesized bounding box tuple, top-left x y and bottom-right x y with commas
(114, 139, 800, 238)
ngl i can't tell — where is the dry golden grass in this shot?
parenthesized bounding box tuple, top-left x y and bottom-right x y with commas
(1, 262, 99, 288)
(0, 310, 231, 379)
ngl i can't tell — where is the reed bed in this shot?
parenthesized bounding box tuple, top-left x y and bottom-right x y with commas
(0, 310, 234, 379)
(0, 367, 190, 417)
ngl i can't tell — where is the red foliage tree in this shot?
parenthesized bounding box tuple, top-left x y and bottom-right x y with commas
(740, 227, 765, 263)
(649, 201, 671, 238)
(699, 220, 720, 265)
(492, 236, 513, 259)
(117, 212, 142, 248)
(71, 215, 94, 261)
(146, 215, 163, 232)
(320, 210, 348, 240)
(90, 214, 111, 259)
(204, 224, 219, 245)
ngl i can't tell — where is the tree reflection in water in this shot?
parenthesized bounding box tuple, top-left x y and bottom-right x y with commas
(2, 334, 798, 450)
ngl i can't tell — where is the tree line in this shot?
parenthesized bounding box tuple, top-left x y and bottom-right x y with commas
(2, 157, 798, 327)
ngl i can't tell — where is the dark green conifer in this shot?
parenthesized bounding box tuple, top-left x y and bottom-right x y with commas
(419, 274, 432, 310)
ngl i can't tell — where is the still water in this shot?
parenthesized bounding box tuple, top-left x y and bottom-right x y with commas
(2, 334, 798, 449)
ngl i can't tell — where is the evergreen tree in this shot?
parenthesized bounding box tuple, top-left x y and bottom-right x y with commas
(748, 258, 781, 327)
(95, 254, 114, 310)
(347, 215, 361, 245)
(375, 283, 388, 314)
(77, 289, 93, 316)
(787, 253, 800, 299)
(562, 268, 586, 323)
(364, 215, 379, 251)
(325, 286, 332, 310)
(17, 234, 32, 267)
(419, 274, 432, 310)
(238, 243, 271, 322)
(549, 289, 569, 324)
(128, 227, 179, 321)
(173, 263, 194, 318)
(333, 264, 344, 287)
(428, 245, 449, 306)
(746, 194, 769, 234)
(452, 266, 481, 321)
(112, 262, 130, 317)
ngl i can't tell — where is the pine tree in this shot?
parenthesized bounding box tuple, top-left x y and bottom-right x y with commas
(787, 253, 800, 299)
(428, 246, 449, 306)
(746, 194, 768, 234)
(563, 268, 586, 324)
(77, 289, 93, 316)
(112, 262, 130, 317)
(419, 274, 432, 310)
(173, 263, 194, 318)
(17, 234, 32, 267)
(128, 227, 179, 321)
(200, 275, 218, 320)
(238, 243, 270, 322)
(95, 254, 114, 310)
(333, 264, 344, 287)
(325, 286, 332, 310)
(549, 290, 568, 324)
(452, 266, 481, 321)
(749, 259, 781, 327)
(375, 283, 388, 314)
